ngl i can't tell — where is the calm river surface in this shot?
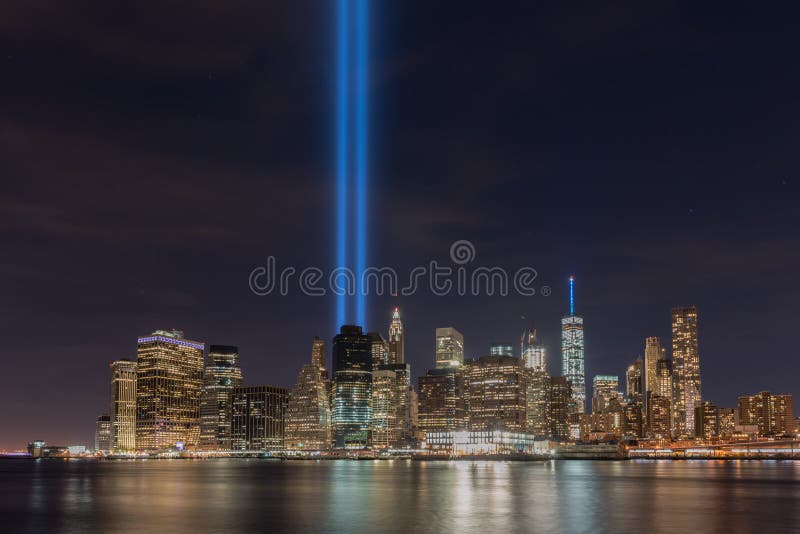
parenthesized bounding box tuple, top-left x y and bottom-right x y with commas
(2, 459, 799, 533)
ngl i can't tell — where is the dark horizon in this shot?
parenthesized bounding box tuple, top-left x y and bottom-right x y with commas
(2, 1, 799, 449)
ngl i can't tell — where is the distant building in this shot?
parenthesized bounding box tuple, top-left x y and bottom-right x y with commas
(694, 401, 720, 440)
(549, 376, 572, 440)
(525, 369, 550, 438)
(521, 328, 546, 371)
(435, 327, 464, 369)
(465, 355, 527, 432)
(95, 415, 112, 452)
(592, 375, 620, 413)
(388, 308, 405, 364)
(672, 306, 701, 438)
(371, 369, 398, 449)
(200, 345, 243, 450)
(643, 337, 665, 401)
(136, 329, 204, 450)
(738, 391, 794, 437)
(626, 358, 643, 401)
(285, 338, 332, 451)
(623, 399, 644, 439)
(380, 362, 414, 447)
(719, 407, 737, 439)
(489, 343, 513, 357)
(332, 325, 372, 448)
(646, 393, 672, 439)
(418, 368, 465, 435)
(231, 385, 288, 451)
(109, 359, 137, 451)
(561, 276, 585, 414)
(368, 332, 389, 369)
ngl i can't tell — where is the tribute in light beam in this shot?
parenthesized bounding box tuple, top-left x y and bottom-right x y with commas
(335, 0, 370, 330)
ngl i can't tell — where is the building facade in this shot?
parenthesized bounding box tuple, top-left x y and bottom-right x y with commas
(418, 368, 465, 435)
(388, 308, 404, 364)
(464, 355, 527, 432)
(136, 329, 205, 450)
(672, 306, 700, 438)
(561, 277, 585, 414)
(332, 325, 373, 448)
(592, 375, 620, 413)
(738, 391, 794, 437)
(231, 385, 288, 451)
(694, 401, 720, 440)
(109, 359, 137, 451)
(521, 328, 546, 371)
(199, 345, 243, 450)
(95, 414, 112, 452)
(435, 327, 464, 369)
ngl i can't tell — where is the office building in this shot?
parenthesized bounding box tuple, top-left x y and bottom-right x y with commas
(380, 362, 414, 447)
(435, 327, 464, 369)
(95, 415, 112, 452)
(285, 338, 332, 451)
(626, 358, 643, 401)
(332, 325, 372, 448)
(199, 345, 243, 450)
(388, 308, 404, 364)
(489, 343, 513, 357)
(549, 376, 572, 440)
(561, 276, 585, 414)
(109, 359, 137, 451)
(525, 368, 550, 437)
(646, 393, 672, 439)
(371, 369, 398, 449)
(592, 375, 620, 413)
(231, 385, 288, 451)
(369, 332, 389, 369)
(644, 337, 665, 399)
(695, 401, 720, 440)
(418, 368, 465, 434)
(464, 355, 527, 432)
(136, 329, 205, 450)
(521, 328, 546, 371)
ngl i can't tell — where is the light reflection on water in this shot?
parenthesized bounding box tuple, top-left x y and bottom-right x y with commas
(2, 459, 800, 533)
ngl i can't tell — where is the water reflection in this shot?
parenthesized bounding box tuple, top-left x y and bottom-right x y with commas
(3, 459, 800, 533)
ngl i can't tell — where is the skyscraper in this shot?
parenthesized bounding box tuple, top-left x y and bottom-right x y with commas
(561, 276, 585, 414)
(592, 375, 620, 413)
(464, 355, 527, 432)
(332, 325, 372, 448)
(549, 376, 571, 440)
(525, 368, 550, 437)
(109, 359, 137, 451)
(672, 306, 700, 437)
(738, 391, 795, 437)
(199, 345, 243, 450)
(231, 385, 288, 451)
(95, 414, 112, 452)
(625, 357, 643, 401)
(379, 362, 414, 448)
(136, 329, 205, 450)
(694, 401, 720, 440)
(371, 369, 398, 449)
(521, 328, 546, 371)
(285, 337, 332, 451)
(368, 332, 389, 369)
(418, 368, 465, 434)
(435, 327, 464, 369)
(311, 336, 327, 375)
(644, 336, 665, 398)
(388, 308, 404, 364)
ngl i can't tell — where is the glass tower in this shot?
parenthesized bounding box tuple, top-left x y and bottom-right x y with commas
(109, 359, 137, 451)
(199, 345, 243, 450)
(435, 327, 464, 369)
(332, 325, 373, 448)
(561, 276, 585, 414)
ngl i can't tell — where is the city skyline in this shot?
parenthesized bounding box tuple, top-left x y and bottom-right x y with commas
(2, 2, 799, 453)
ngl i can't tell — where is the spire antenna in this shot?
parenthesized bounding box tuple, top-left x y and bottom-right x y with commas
(569, 275, 575, 316)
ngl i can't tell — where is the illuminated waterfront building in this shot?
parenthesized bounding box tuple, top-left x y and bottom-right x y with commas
(644, 337, 665, 400)
(738, 391, 794, 437)
(646, 393, 672, 439)
(525, 369, 550, 438)
(231, 385, 288, 451)
(388, 308, 404, 364)
(549, 376, 572, 440)
(435, 327, 464, 369)
(672, 306, 701, 438)
(380, 362, 414, 447)
(332, 325, 372, 448)
(109, 359, 137, 451)
(199, 345, 243, 450)
(285, 338, 332, 451)
(561, 276, 585, 414)
(418, 368, 466, 434)
(626, 357, 643, 401)
(489, 343, 513, 357)
(719, 407, 736, 439)
(95, 415, 112, 452)
(577, 411, 623, 442)
(369, 332, 389, 369)
(623, 399, 644, 438)
(521, 328, 546, 371)
(136, 329, 205, 450)
(592, 375, 620, 413)
(694, 401, 720, 440)
(655, 358, 673, 435)
(465, 355, 527, 432)
(371, 369, 398, 449)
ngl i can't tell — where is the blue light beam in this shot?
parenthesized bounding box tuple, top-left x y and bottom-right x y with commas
(336, 0, 350, 330)
(354, 0, 369, 328)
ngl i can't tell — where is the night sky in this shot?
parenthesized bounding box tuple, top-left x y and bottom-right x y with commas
(1, 1, 798, 449)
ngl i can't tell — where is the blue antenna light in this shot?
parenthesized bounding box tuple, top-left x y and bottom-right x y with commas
(569, 275, 575, 316)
